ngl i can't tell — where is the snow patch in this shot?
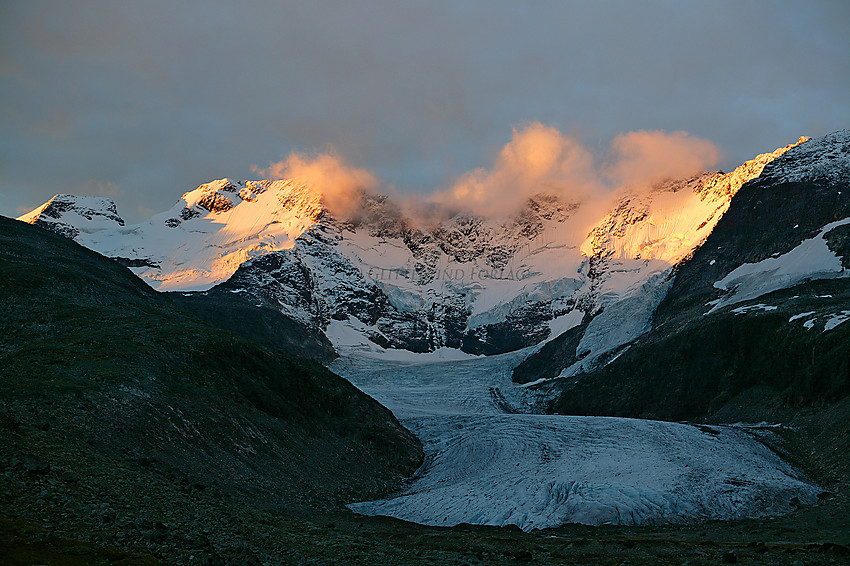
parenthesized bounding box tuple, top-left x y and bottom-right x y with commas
(712, 217, 850, 312)
(327, 319, 481, 362)
(545, 309, 584, 341)
(824, 311, 850, 331)
(325, 319, 383, 352)
(788, 311, 816, 322)
(731, 304, 777, 315)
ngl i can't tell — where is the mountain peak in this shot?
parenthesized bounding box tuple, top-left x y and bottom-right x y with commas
(176, 177, 327, 221)
(579, 136, 805, 266)
(18, 194, 124, 239)
(758, 129, 850, 185)
(16, 131, 845, 355)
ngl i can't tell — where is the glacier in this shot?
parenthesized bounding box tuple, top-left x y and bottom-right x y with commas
(334, 350, 821, 531)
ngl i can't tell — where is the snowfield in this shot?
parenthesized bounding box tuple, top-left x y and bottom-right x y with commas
(332, 351, 821, 531)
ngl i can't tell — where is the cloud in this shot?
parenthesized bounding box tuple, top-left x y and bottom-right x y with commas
(250, 125, 722, 226)
(2, 3, 847, 224)
(604, 130, 721, 188)
(432, 122, 598, 217)
(252, 151, 378, 220)
(431, 124, 721, 218)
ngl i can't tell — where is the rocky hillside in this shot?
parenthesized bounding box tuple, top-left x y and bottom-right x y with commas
(0, 215, 422, 562)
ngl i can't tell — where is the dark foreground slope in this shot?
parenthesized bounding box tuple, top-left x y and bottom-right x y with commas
(0, 215, 421, 563)
(168, 289, 338, 365)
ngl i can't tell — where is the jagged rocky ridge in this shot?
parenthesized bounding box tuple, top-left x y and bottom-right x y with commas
(19, 135, 815, 360)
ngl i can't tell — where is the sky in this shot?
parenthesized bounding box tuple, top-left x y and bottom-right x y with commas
(1, 0, 848, 223)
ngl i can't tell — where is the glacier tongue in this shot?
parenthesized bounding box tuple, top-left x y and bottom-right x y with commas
(335, 352, 821, 531)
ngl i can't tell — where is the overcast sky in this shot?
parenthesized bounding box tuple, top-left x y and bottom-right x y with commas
(2, 0, 848, 222)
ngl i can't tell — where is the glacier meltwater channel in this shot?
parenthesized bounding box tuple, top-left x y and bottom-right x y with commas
(331, 349, 821, 531)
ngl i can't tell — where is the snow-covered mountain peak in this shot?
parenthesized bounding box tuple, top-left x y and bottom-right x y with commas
(758, 130, 850, 185)
(699, 136, 809, 201)
(175, 177, 328, 224)
(580, 136, 804, 266)
(179, 178, 240, 214)
(19, 177, 337, 291)
(18, 194, 124, 239)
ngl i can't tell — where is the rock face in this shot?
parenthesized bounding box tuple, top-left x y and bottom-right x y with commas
(19, 135, 815, 358)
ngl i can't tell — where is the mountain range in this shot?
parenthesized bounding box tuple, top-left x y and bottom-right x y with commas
(22, 133, 845, 369)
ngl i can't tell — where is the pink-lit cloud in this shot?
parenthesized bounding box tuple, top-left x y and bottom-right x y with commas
(431, 124, 721, 218)
(604, 130, 721, 188)
(431, 122, 598, 217)
(251, 125, 721, 225)
(252, 151, 378, 219)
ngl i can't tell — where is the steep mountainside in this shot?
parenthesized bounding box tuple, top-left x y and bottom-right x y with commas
(167, 289, 337, 364)
(524, 130, 850, 421)
(0, 215, 422, 562)
(19, 138, 805, 358)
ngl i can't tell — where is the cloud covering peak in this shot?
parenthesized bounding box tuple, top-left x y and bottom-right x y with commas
(431, 124, 720, 217)
(252, 151, 378, 219)
(246, 124, 721, 225)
